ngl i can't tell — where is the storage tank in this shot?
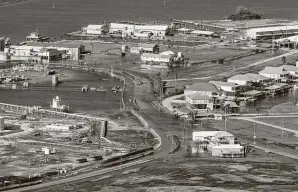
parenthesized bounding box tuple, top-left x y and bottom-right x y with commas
(52, 75, 58, 86)
(0, 117, 4, 130)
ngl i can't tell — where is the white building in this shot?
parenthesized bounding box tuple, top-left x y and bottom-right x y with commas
(279, 65, 298, 77)
(192, 131, 235, 144)
(185, 93, 214, 111)
(26, 42, 85, 60)
(83, 24, 103, 35)
(9, 45, 61, 63)
(141, 53, 173, 64)
(246, 25, 298, 40)
(109, 23, 169, 38)
(259, 66, 289, 80)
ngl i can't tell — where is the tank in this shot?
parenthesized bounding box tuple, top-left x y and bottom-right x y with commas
(0, 117, 4, 130)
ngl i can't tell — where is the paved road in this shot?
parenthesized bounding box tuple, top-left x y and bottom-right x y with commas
(7, 70, 185, 192)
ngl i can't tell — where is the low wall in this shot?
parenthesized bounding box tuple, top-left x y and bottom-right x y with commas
(129, 109, 161, 150)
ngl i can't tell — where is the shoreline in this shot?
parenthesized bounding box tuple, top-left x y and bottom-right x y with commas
(0, 0, 28, 8)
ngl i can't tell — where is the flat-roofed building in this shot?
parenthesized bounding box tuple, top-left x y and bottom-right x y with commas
(246, 25, 298, 41)
(141, 53, 173, 64)
(109, 23, 170, 38)
(83, 24, 103, 35)
(25, 42, 85, 60)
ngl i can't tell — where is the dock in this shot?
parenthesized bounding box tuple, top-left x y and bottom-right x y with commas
(0, 102, 106, 122)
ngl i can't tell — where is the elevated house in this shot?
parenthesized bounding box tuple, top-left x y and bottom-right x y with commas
(279, 65, 298, 79)
(227, 73, 271, 86)
(209, 81, 240, 100)
(184, 82, 221, 113)
(259, 66, 289, 82)
(227, 74, 253, 86)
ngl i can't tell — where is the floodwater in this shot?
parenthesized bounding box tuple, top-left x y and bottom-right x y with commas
(1, 0, 298, 41)
(0, 70, 132, 116)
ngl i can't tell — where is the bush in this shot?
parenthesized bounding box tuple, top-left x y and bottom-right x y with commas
(228, 6, 262, 21)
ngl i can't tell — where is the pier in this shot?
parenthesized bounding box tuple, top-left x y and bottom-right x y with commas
(0, 102, 106, 122)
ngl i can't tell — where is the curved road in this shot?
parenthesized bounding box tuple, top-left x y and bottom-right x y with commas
(5, 69, 185, 192)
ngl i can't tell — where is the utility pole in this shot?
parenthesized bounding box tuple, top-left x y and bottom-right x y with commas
(175, 73, 178, 89)
(253, 118, 256, 144)
(224, 105, 227, 132)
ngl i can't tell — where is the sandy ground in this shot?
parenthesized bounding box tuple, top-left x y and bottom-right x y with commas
(33, 150, 298, 192)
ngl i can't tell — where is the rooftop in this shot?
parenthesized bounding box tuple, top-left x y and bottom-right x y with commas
(185, 82, 219, 92)
(193, 131, 234, 138)
(86, 24, 103, 30)
(259, 67, 289, 75)
(227, 74, 253, 82)
(279, 65, 298, 72)
(186, 93, 211, 100)
(191, 30, 215, 35)
(141, 53, 172, 59)
(245, 73, 270, 81)
(246, 25, 298, 34)
(209, 81, 238, 88)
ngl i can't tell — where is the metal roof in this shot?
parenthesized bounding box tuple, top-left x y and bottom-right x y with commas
(279, 65, 298, 72)
(246, 25, 298, 39)
(259, 67, 289, 75)
(185, 82, 219, 92)
(141, 53, 172, 59)
(193, 131, 234, 138)
(209, 81, 238, 88)
(186, 93, 211, 100)
(191, 30, 214, 35)
(86, 24, 103, 30)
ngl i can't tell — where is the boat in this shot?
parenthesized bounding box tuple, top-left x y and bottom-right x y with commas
(26, 29, 50, 42)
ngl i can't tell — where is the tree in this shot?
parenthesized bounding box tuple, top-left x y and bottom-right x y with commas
(236, 5, 249, 14)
